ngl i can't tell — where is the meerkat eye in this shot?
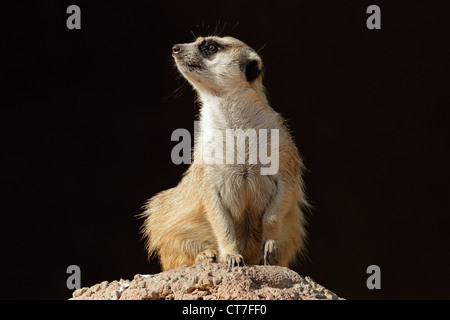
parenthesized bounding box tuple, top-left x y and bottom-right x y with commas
(199, 41, 221, 56)
(208, 44, 218, 52)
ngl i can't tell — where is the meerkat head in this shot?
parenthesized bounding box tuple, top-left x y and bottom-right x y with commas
(172, 36, 263, 96)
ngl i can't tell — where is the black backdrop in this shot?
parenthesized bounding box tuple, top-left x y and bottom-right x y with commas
(1, 0, 449, 299)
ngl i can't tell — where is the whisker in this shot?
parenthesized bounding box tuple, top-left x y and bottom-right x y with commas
(216, 20, 228, 37)
(257, 43, 267, 53)
(189, 29, 196, 39)
(228, 21, 240, 35)
(213, 17, 220, 36)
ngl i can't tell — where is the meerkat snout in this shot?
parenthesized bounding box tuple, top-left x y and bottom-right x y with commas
(172, 45, 182, 55)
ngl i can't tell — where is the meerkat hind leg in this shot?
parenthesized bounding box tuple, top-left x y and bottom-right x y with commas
(260, 239, 279, 265)
(195, 248, 218, 263)
(225, 253, 245, 269)
(259, 179, 295, 267)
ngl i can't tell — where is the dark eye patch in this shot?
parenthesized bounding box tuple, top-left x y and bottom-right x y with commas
(199, 40, 222, 57)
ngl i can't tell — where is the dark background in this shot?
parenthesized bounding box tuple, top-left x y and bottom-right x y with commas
(1, 0, 449, 299)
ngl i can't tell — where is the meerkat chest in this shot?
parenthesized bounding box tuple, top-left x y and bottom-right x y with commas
(197, 98, 282, 214)
(196, 101, 281, 168)
(213, 166, 277, 217)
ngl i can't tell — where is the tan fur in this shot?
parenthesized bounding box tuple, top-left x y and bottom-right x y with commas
(140, 36, 308, 270)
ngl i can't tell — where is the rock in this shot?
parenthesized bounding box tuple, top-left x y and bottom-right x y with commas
(70, 263, 343, 300)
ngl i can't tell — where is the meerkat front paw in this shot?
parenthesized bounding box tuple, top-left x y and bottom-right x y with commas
(260, 239, 279, 265)
(225, 253, 245, 269)
(195, 249, 218, 263)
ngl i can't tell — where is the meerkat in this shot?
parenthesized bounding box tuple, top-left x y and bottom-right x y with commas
(140, 36, 308, 270)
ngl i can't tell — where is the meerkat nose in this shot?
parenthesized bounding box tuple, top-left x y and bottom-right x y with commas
(172, 45, 182, 55)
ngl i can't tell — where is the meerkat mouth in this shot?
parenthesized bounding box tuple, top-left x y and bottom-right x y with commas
(187, 63, 203, 69)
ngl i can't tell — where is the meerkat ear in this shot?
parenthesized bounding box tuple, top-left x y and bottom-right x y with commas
(245, 60, 262, 82)
(240, 50, 263, 82)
